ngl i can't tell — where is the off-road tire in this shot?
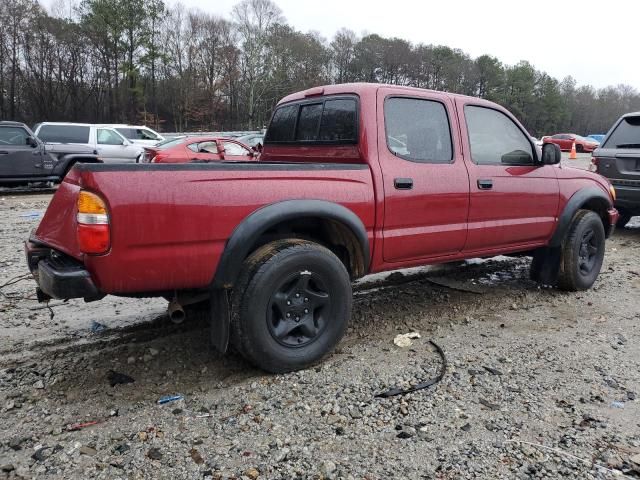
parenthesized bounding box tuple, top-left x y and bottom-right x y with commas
(557, 210, 605, 291)
(230, 239, 351, 373)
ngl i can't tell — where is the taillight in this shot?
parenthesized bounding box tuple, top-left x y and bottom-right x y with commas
(77, 190, 110, 254)
(589, 156, 598, 172)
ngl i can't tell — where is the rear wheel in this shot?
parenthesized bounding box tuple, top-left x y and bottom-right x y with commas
(231, 240, 351, 373)
(558, 210, 605, 291)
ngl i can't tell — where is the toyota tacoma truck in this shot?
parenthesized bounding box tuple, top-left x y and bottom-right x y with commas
(25, 84, 619, 373)
(0, 121, 100, 186)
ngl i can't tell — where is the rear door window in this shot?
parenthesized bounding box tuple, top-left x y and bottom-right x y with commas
(384, 97, 453, 163)
(603, 116, 640, 148)
(37, 125, 90, 143)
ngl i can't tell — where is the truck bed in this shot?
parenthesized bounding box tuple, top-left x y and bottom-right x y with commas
(31, 162, 375, 295)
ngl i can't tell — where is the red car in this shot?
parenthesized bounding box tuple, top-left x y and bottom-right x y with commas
(543, 133, 599, 152)
(26, 83, 618, 373)
(144, 136, 256, 163)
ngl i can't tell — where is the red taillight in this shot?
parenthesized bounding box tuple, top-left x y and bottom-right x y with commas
(78, 224, 110, 254)
(76, 190, 110, 254)
(151, 152, 165, 163)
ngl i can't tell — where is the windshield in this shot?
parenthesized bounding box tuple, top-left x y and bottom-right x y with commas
(602, 116, 640, 148)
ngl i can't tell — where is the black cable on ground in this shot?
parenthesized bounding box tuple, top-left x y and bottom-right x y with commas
(375, 340, 447, 398)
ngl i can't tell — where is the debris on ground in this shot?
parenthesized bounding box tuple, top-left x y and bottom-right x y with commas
(376, 340, 447, 398)
(158, 394, 183, 405)
(393, 331, 421, 348)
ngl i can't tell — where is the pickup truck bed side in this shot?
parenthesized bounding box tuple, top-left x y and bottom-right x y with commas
(32, 162, 375, 294)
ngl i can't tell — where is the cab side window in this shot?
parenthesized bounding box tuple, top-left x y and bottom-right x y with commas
(0, 127, 30, 145)
(465, 106, 534, 166)
(384, 97, 453, 163)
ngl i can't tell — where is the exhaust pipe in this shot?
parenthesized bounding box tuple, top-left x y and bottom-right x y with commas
(167, 300, 186, 324)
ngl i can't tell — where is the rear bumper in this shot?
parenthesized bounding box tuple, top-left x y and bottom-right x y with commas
(612, 182, 640, 213)
(25, 240, 102, 301)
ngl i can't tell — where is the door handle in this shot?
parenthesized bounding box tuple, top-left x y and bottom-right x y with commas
(0, 151, 8, 155)
(477, 179, 493, 190)
(394, 177, 413, 190)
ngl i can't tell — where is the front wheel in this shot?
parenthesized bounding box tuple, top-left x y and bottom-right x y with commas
(557, 210, 605, 291)
(231, 240, 352, 373)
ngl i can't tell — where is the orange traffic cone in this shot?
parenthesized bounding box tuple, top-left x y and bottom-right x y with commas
(569, 141, 577, 160)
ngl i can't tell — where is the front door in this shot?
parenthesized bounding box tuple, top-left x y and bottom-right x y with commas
(457, 100, 559, 252)
(379, 88, 470, 263)
(0, 125, 45, 178)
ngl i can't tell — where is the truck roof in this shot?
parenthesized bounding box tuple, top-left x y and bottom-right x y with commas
(277, 83, 496, 106)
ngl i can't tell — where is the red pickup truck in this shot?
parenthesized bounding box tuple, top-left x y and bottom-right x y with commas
(26, 84, 618, 373)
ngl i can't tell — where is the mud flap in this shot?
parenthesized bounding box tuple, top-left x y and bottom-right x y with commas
(530, 246, 561, 285)
(210, 289, 231, 354)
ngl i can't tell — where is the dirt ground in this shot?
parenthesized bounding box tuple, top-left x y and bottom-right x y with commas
(1, 155, 640, 479)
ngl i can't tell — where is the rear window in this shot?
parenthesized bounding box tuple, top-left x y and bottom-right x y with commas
(265, 96, 358, 144)
(37, 125, 90, 143)
(116, 127, 160, 141)
(603, 116, 640, 148)
(156, 137, 186, 149)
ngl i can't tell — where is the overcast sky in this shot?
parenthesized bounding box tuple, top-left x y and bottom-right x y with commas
(45, 0, 638, 90)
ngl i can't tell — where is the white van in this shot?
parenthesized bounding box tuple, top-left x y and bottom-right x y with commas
(102, 124, 165, 146)
(33, 123, 144, 163)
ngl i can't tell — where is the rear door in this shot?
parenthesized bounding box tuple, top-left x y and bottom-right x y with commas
(378, 88, 470, 262)
(457, 100, 559, 251)
(0, 125, 45, 178)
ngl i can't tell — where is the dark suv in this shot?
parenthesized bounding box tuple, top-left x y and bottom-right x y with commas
(592, 112, 640, 228)
(0, 121, 100, 186)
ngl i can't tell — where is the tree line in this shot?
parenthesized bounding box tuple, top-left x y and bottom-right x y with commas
(1, 0, 639, 136)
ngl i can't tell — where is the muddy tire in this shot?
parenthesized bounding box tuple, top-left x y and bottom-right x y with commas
(557, 210, 605, 291)
(230, 239, 351, 373)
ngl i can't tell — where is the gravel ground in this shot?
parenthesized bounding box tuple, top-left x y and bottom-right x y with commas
(1, 158, 640, 479)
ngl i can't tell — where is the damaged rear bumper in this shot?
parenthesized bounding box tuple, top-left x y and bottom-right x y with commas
(25, 240, 103, 301)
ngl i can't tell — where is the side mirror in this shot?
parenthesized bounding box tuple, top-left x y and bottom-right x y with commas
(541, 143, 562, 165)
(26, 136, 38, 148)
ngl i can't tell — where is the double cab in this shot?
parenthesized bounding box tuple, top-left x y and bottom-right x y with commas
(26, 84, 618, 372)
